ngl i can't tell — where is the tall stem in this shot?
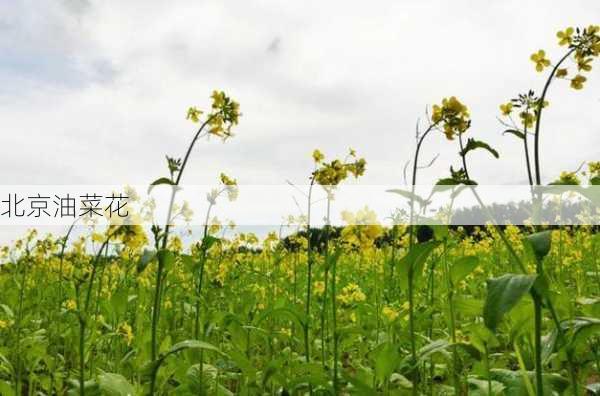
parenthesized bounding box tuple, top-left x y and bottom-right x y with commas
(331, 246, 339, 395)
(304, 178, 315, 364)
(522, 108, 534, 186)
(407, 123, 435, 394)
(458, 133, 470, 180)
(149, 116, 214, 395)
(470, 186, 579, 395)
(532, 48, 576, 185)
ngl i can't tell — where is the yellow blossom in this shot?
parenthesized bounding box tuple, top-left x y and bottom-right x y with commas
(530, 50, 550, 72)
(186, 107, 203, 123)
(312, 149, 325, 163)
(314, 281, 326, 296)
(117, 322, 134, 345)
(555, 68, 568, 78)
(556, 27, 574, 46)
(499, 102, 513, 116)
(382, 306, 399, 322)
(570, 74, 587, 90)
(65, 299, 77, 311)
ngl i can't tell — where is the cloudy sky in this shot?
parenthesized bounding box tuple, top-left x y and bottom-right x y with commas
(0, 1, 599, 241)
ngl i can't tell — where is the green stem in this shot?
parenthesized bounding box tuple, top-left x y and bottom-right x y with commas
(532, 48, 576, 185)
(407, 123, 436, 395)
(331, 245, 339, 394)
(304, 178, 316, 396)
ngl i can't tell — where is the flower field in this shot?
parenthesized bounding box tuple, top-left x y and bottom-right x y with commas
(0, 25, 599, 396)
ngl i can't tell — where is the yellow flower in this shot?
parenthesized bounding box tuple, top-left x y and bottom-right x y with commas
(519, 111, 535, 129)
(588, 25, 600, 35)
(530, 50, 550, 72)
(186, 107, 203, 123)
(338, 283, 366, 305)
(0, 319, 9, 330)
(280, 328, 292, 337)
(555, 68, 568, 79)
(65, 299, 77, 311)
(314, 281, 326, 296)
(220, 173, 239, 201)
(431, 96, 470, 140)
(382, 306, 399, 322)
(499, 102, 513, 116)
(117, 322, 134, 345)
(556, 27, 574, 46)
(577, 57, 592, 72)
(207, 91, 241, 140)
(556, 171, 580, 185)
(312, 149, 325, 163)
(570, 74, 587, 90)
(588, 161, 600, 177)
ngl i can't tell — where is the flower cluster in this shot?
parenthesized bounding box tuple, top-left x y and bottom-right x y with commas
(340, 206, 383, 249)
(382, 306, 399, 322)
(587, 161, 600, 178)
(186, 90, 241, 140)
(499, 90, 547, 129)
(312, 148, 366, 188)
(219, 173, 239, 201)
(337, 283, 367, 305)
(207, 173, 239, 204)
(551, 171, 581, 185)
(431, 96, 471, 140)
(532, 25, 600, 90)
(117, 322, 134, 345)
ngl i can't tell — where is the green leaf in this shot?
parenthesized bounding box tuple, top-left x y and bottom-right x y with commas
(163, 339, 221, 359)
(228, 347, 256, 379)
(0, 380, 15, 396)
(142, 339, 224, 382)
(416, 339, 452, 362)
(343, 373, 379, 395)
(525, 231, 552, 263)
(483, 274, 537, 331)
(490, 369, 569, 395)
(97, 373, 135, 396)
(451, 256, 479, 285)
(200, 235, 220, 251)
(157, 249, 175, 272)
(147, 177, 176, 194)
(435, 178, 460, 187)
(591, 176, 600, 185)
(460, 138, 500, 159)
(256, 306, 306, 330)
(386, 189, 431, 207)
(66, 379, 100, 396)
(468, 377, 505, 395)
(503, 129, 525, 139)
(398, 240, 441, 291)
(137, 249, 156, 273)
(373, 343, 400, 382)
(454, 297, 484, 317)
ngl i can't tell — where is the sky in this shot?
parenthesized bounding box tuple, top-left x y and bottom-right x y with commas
(0, 0, 599, 242)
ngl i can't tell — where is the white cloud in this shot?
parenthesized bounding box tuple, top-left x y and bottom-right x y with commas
(0, 0, 598, 242)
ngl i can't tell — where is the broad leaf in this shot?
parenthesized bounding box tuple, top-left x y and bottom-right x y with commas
(386, 188, 431, 207)
(451, 256, 479, 285)
(147, 177, 176, 194)
(483, 274, 537, 331)
(503, 129, 525, 139)
(460, 138, 500, 159)
(525, 231, 552, 263)
(398, 240, 441, 291)
(97, 373, 135, 396)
